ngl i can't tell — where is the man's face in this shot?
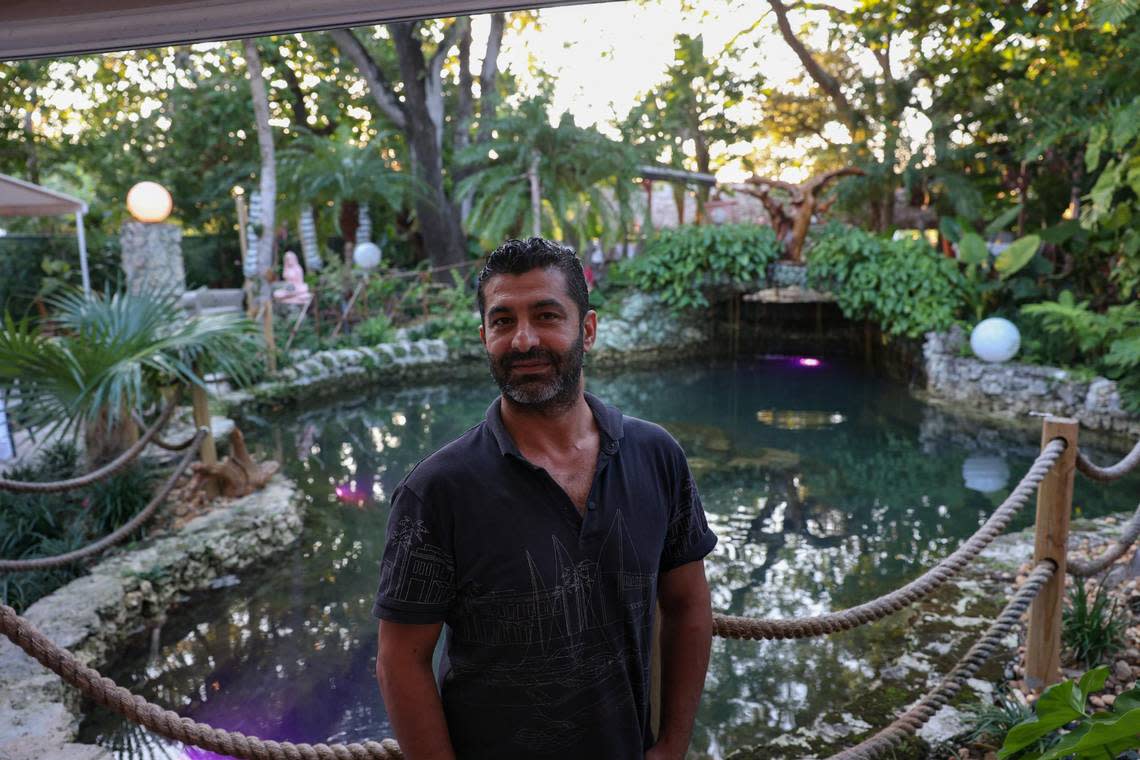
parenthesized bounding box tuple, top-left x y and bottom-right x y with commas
(479, 267, 597, 411)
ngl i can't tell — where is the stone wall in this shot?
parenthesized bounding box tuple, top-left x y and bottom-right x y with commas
(924, 326, 1140, 439)
(0, 477, 303, 759)
(119, 221, 185, 296)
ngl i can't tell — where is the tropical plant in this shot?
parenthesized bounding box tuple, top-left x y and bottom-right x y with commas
(458, 96, 639, 250)
(960, 690, 1041, 755)
(998, 667, 1140, 759)
(278, 126, 418, 265)
(1062, 580, 1129, 668)
(620, 223, 781, 311)
(806, 225, 969, 338)
(1021, 294, 1140, 411)
(0, 289, 259, 467)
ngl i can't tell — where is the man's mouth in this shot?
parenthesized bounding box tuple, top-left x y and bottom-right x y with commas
(510, 360, 550, 370)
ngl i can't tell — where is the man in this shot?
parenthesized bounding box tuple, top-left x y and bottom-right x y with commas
(373, 238, 717, 759)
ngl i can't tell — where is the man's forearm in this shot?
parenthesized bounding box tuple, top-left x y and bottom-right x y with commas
(378, 660, 457, 760)
(654, 603, 712, 758)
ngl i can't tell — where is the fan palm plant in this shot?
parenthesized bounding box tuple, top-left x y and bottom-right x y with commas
(458, 97, 639, 250)
(278, 127, 420, 266)
(0, 289, 259, 468)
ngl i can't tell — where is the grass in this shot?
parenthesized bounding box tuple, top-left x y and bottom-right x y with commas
(1062, 579, 1128, 668)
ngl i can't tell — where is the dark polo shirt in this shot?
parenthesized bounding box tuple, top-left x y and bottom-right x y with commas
(372, 393, 717, 760)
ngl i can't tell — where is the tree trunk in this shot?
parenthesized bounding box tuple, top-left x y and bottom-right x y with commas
(84, 406, 139, 470)
(340, 200, 360, 265)
(23, 86, 40, 186)
(243, 39, 277, 291)
(391, 22, 468, 279)
(528, 151, 542, 238)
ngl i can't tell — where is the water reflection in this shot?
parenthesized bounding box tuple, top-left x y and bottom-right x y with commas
(80, 359, 1140, 759)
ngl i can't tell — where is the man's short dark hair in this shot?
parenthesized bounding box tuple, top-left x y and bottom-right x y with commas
(476, 238, 590, 324)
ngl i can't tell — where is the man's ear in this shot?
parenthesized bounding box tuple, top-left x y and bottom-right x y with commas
(582, 310, 598, 351)
(479, 321, 486, 346)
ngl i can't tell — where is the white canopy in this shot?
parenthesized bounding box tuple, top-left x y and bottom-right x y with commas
(0, 0, 607, 59)
(0, 173, 91, 295)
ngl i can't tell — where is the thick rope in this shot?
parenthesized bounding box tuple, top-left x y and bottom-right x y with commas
(712, 439, 1065, 640)
(1077, 438, 1140, 483)
(0, 403, 178, 493)
(1069, 499, 1140, 577)
(0, 430, 206, 572)
(0, 604, 403, 760)
(131, 410, 199, 452)
(829, 560, 1056, 760)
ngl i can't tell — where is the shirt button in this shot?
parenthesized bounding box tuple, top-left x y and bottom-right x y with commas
(587, 500, 596, 510)
(603, 442, 617, 454)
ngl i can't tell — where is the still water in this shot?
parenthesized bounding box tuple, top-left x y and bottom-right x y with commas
(80, 357, 1140, 758)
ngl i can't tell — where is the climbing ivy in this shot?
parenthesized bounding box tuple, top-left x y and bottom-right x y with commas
(806, 225, 969, 338)
(620, 224, 782, 311)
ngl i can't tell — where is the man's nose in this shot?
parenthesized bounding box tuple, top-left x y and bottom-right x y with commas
(511, 319, 538, 352)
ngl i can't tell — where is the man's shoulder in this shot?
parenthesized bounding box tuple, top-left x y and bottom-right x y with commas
(617, 414, 685, 460)
(400, 421, 490, 498)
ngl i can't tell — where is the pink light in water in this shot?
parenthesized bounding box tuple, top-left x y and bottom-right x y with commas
(798, 357, 822, 367)
(335, 481, 369, 505)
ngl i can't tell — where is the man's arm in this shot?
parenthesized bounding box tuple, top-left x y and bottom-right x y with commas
(647, 560, 713, 760)
(376, 619, 456, 760)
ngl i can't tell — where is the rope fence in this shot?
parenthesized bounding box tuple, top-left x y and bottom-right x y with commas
(0, 429, 206, 572)
(1076, 438, 1140, 483)
(131, 409, 200, 452)
(831, 560, 1057, 759)
(712, 438, 1065, 640)
(0, 403, 177, 493)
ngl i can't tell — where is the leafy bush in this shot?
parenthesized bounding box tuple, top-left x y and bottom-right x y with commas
(960, 691, 1043, 756)
(351, 314, 396, 346)
(998, 667, 1140, 759)
(1021, 294, 1140, 411)
(621, 223, 782, 310)
(1062, 580, 1128, 668)
(806, 224, 969, 338)
(0, 442, 153, 612)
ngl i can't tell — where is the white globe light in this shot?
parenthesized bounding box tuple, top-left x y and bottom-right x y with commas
(970, 317, 1021, 363)
(353, 241, 382, 270)
(126, 181, 173, 223)
(962, 454, 1011, 494)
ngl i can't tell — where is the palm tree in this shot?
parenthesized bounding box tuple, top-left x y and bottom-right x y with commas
(458, 97, 639, 250)
(278, 127, 418, 266)
(0, 289, 259, 468)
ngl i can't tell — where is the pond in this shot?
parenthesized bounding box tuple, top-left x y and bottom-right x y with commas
(79, 356, 1140, 759)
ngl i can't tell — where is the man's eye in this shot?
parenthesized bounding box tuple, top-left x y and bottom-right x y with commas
(492, 317, 512, 327)
(540, 312, 560, 320)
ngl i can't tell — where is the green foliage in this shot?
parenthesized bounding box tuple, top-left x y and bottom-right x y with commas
(1020, 294, 1140, 410)
(346, 314, 393, 346)
(999, 667, 1140, 760)
(0, 442, 152, 612)
(1062, 581, 1128, 668)
(459, 96, 638, 249)
(806, 225, 968, 338)
(620, 224, 781, 311)
(961, 691, 1043, 756)
(0, 289, 261, 446)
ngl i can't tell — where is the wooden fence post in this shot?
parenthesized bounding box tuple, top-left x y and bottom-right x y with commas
(190, 381, 217, 467)
(1025, 415, 1079, 690)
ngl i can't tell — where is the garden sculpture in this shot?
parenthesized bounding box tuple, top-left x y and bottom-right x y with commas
(273, 251, 312, 306)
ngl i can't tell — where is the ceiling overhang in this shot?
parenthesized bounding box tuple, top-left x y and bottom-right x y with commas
(1, 0, 612, 60)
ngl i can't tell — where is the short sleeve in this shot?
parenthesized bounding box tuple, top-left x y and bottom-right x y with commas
(660, 455, 717, 574)
(372, 484, 456, 623)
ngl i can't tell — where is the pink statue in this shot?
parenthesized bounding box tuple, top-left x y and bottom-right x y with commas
(274, 251, 311, 306)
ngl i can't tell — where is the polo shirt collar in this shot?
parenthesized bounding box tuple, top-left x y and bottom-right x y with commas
(485, 392, 625, 460)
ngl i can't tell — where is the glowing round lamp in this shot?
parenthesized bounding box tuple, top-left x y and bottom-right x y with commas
(970, 318, 1020, 363)
(126, 181, 173, 223)
(353, 241, 382, 270)
(962, 454, 1011, 494)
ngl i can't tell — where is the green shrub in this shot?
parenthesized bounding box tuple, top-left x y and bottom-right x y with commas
(806, 224, 969, 338)
(351, 314, 396, 346)
(960, 691, 1043, 757)
(1062, 580, 1128, 668)
(622, 223, 782, 310)
(998, 667, 1140, 759)
(0, 442, 154, 612)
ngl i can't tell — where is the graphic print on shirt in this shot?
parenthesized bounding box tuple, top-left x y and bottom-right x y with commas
(378, 510, 657, 752)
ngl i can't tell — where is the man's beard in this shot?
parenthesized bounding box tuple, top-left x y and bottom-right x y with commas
(488, 330, 585, 412)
